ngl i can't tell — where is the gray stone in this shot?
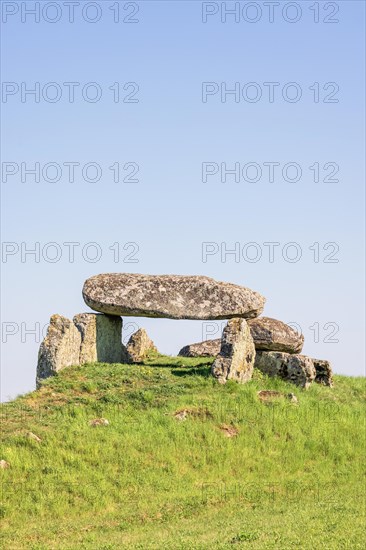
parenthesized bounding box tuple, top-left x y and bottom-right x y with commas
(178, 339, 221, 357)
(312, 359, 333, 387)
(254, 351, 316, 389)
(73, 313, 127, 364)
(36, 314, 81, 387)
(211, 318, 255, 384)
(248, 317, 304, 353)
(82, 273, 265, 320)
(126, 328, 157, 363)
(179, 317, 304, 357)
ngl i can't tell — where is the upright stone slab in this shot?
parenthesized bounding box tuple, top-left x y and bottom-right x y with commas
(211, 318, 255, 384)
(178, 339, 221, 357)
(73, 313, 126, 364)
(248, 317, 304, 353)
(82, 273, 265, 320)
(312, 359, 333, 387)
(254, 351, 316, 389)
(126, 328, 157, 363)
(36, 314, 81, 387)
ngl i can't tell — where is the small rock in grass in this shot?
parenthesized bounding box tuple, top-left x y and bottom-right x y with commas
(26, 432, 42, 442)
(174, 410, 188, 421)
(257, 390, 299, 404)
(287, 393, 298, 403)
(219, 424, 239, 438)
(257, 390, 283, 402)
(173, 407, 212, 421)
(0, 459, 10, 469)
(89, 418, 109, 427)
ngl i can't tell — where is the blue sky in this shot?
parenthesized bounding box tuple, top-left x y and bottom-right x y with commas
(1, 0, 365, 400)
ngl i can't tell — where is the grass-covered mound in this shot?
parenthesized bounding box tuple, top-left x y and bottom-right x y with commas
(1, 355, 365, 549)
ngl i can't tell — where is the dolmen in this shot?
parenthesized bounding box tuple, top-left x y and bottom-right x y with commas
(36, 273, 333, 389)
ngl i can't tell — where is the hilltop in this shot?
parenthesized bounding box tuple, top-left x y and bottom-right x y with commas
(1, 355, 365, 549)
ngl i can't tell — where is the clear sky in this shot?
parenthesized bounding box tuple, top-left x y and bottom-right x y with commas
(1, 0, 365, 401)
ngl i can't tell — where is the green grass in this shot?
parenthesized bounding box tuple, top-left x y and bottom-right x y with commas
(1, 354, 365, 549)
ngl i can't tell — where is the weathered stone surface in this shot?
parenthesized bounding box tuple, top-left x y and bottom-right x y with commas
(257, 390, 298, 403)
(211, 319, 255, 384)
(89, 418, 109, 427)
(178, 339, 221, 357)
(82, 273, 265, 320)
(126, 328, 157, 363)
(257, 390, 283, 402)
(254, 351, 316, 389)
(248, 317, 304, 353)
(312, 359, 333, 387)
(73, 313, 126, 364)
(36, 314, 81, 387)
(219, 424, 239, 438)
(26, 432, 42, 442)
(179, 317, 303, 357)
(288, 393, 298, 403)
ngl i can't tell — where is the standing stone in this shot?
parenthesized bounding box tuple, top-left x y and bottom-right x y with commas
(178, 339, 221, 357)
(36, 314, 81, 387)
(211, 319, 255, 384)
(254, 351, 316, 389)
(82, 273, 265, 320)
(126, 328, 157, 363)
(73, 313, 127, 364)
(312, 359, 333, 387)
(248, 317, 304, 353)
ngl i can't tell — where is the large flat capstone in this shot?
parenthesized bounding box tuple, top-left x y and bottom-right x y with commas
(82, 273, 265, 320)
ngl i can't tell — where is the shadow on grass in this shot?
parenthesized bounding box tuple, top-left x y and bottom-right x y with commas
(142, 355, 214, 378)
(170, 366, 212, 378)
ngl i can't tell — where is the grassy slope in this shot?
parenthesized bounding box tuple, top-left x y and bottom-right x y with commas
(0, 355, 365, 549)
